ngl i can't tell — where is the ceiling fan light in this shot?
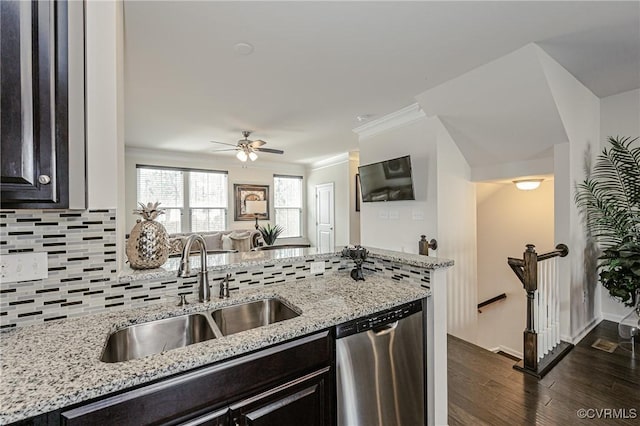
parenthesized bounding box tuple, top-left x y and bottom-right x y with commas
(514, 179, 543, 191)
(236, 150, 248, 162)
(248, 151, 258, 161)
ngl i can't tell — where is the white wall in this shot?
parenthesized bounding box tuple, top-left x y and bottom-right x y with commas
(348, 152, 361, 245)
(85, 0, 126, 269)
(436, 120, 478, 343)
(85, 0, 123, 210)
(357, 109, 478, 342)
(537, 46, 601, 341)
(358, 116, 438, 253)
(599, 88, 640, 321)
(306, 161, 350, 247)
(476, 181, 555, 355)
(125, 148, 307, 240)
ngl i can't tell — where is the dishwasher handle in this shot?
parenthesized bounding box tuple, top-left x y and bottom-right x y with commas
(371, 321, 398, 336)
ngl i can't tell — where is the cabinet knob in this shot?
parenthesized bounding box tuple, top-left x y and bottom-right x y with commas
(38, 175, 51, 185)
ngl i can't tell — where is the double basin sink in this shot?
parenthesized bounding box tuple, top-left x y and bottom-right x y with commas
(101, 298, 300, 363)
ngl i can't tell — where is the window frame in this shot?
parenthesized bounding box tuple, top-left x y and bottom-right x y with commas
(273, 174, 304, 239)
(136, 164, 229, 234)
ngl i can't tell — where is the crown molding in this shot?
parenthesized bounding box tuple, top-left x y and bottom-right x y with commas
(308, 152, 350, 171)
(125, 146, 306, 173)
(353, 103, 426, 140)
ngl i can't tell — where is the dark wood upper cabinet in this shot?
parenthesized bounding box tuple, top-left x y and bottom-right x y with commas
(1, 0, 84, 209)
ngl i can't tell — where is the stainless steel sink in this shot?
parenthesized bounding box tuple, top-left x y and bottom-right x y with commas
(101, 298, 300, 362)
(101, 313, 216, 363)
(211, 298, 300, 336)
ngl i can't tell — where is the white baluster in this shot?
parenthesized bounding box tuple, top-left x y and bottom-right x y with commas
(538, 259, 561, 359)
(541, 260, 548, 356)
(553, 257, 560, 347)
(535, 289, 542, 361)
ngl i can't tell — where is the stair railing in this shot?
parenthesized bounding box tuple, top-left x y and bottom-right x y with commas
(507, 243, 573, 378)
(477, 293, 507, 313)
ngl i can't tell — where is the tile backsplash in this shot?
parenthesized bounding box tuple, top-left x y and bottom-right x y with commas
(1, 209, 430, 329)
(1, 209, 118, 329)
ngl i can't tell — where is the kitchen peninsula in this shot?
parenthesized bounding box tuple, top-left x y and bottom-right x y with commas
(0, 248, 453, 425)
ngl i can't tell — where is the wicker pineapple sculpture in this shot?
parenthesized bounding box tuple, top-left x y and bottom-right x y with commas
(126, 202, 170, 269)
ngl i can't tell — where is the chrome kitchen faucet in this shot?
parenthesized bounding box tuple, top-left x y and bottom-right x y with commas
(177, 234, 210, 302)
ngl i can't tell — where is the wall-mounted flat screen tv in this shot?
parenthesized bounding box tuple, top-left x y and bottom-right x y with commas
(358, 155, 415, 202)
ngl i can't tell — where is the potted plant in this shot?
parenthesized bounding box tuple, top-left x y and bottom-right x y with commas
(258, 223, 284, 246)
(575, 136, 640, 307)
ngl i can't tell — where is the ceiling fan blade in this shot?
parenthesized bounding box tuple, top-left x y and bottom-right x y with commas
(210, 148, 238, 152)
(255, 147, 284, 154)
(209, 140, 239, 147)
(249, 140, 266, 148)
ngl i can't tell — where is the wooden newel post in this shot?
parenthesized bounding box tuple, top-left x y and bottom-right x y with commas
(508, 242, 572, 378)
(523, 244, 538, 371)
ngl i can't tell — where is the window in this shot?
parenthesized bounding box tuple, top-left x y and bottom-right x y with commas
(274, 175, 303, 238)
(137, 165, 228, 234)
(137, 167, 184, 234)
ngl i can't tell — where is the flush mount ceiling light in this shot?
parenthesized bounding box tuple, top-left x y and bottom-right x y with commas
(234, 42, 254, 55)
(514, 179, 543, 191)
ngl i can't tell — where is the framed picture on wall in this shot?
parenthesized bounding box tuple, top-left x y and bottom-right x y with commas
(234, 184, 269, 221)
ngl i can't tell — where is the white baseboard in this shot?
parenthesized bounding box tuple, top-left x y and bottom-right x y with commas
(601, 311, 630, 323)
(567, 317, 602, 344)
(488, 345, 523, 360)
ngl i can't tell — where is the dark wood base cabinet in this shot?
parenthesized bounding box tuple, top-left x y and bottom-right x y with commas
(189, 367, 330, 426)
(11, 331, 334, 426)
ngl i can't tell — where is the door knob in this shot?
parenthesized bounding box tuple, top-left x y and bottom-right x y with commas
(38, 175, 51, 185)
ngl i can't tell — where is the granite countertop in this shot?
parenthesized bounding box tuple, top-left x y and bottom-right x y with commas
(119, 246, 453, 283)
(0, 273, 430, 424)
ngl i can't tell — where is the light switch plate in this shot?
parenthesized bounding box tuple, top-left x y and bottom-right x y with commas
(412, 210, 425, 220)
(378, 210, 389, 220)
(310, 261, 325, 274)
(389, 210, 399, 220)
(1, 252, 48, 283)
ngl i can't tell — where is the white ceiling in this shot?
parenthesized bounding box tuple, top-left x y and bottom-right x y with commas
(123, 1, 640, 165)
(417, 44, 568, 169)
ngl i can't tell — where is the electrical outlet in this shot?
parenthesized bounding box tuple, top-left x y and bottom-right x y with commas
(412, 210, 424, 220)
(1, 252, 48, 283)
(389, 210, 399, 220)
(310, 261, 325, 275)
(378, 210, 389, 220)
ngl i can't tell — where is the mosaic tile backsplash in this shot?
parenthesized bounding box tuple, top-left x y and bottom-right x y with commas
(0, 209, 430, 329)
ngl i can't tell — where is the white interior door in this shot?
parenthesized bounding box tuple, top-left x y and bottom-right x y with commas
(316, 183, 334, 252)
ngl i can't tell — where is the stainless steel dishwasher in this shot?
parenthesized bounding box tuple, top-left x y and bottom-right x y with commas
(335, 299, 426, 426)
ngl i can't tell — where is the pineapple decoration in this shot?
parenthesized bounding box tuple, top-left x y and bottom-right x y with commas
(126, 202, 170, 269)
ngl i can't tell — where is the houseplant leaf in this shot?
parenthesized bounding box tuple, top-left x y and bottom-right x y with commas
(258, 223, 285, 245)
(576, 136, 640, 306)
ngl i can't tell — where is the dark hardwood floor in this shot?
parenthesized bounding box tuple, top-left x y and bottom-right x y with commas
(448, 320, 639, 425)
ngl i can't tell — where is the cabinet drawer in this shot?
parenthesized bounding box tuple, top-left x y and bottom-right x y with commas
(231, 367, 330, 426)
(60, 331, 331, 426)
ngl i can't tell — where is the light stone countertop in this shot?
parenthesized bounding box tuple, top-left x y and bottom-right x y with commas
(0, 273, 430, 424)
(119, 246, 454, 283)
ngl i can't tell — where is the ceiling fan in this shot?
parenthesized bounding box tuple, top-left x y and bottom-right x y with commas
(210, 131, 284, 162)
